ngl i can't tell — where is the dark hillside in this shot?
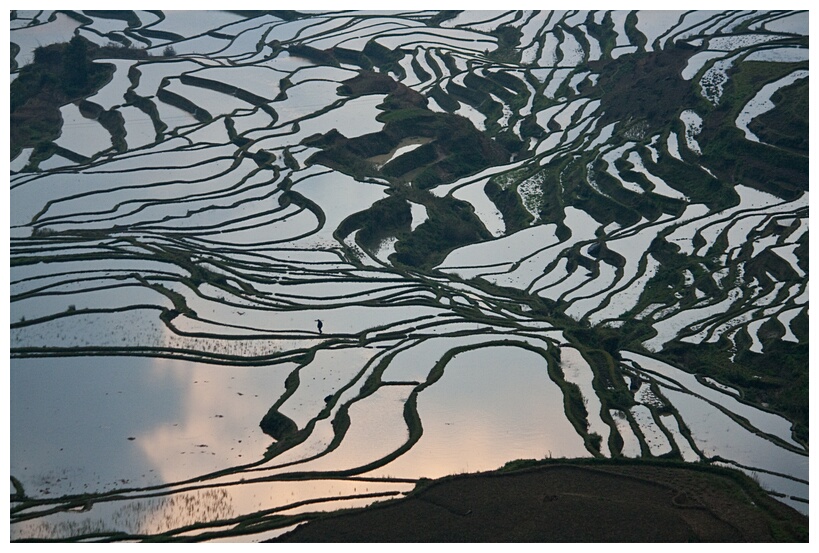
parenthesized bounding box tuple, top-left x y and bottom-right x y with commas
(276, 461, 808, 542)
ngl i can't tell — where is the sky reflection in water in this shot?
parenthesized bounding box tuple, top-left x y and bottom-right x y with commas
(11, 356, 293, 496)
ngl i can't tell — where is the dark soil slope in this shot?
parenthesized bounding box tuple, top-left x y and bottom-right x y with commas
(275, 463, 808, 542)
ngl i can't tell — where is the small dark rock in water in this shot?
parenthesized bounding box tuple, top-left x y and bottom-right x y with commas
(127, 437, 136, 441)
(260, 408, 297, 440)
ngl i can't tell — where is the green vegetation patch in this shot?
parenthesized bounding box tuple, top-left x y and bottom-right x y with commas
(661, 336, 808, 445)
(306, 71, 514, 189)
(589, 46, 696, 131)
(748, 77, 808, 154)
(10, 37, 118, 159)
(393, 194, 492, 269)
(699, 59, 808, 200)
(336, 194, 412, 250)
(484, 178, 533, 235)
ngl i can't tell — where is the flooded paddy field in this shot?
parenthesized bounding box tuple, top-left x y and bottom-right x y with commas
(10, 8, 808, 541)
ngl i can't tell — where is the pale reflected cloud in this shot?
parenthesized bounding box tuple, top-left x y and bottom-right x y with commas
(137, 357, 295, 483)
(369, 345, 590, 479)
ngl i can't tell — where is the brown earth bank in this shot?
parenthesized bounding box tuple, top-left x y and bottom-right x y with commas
(274, 461, 808, 542)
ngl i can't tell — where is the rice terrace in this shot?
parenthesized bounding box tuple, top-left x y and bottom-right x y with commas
(9, 8, 808, 542)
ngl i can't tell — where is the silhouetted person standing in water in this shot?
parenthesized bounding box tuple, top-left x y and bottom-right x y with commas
(316, 319, 323, 334)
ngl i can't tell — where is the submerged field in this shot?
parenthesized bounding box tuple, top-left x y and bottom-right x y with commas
(10, 9, 808, 541)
